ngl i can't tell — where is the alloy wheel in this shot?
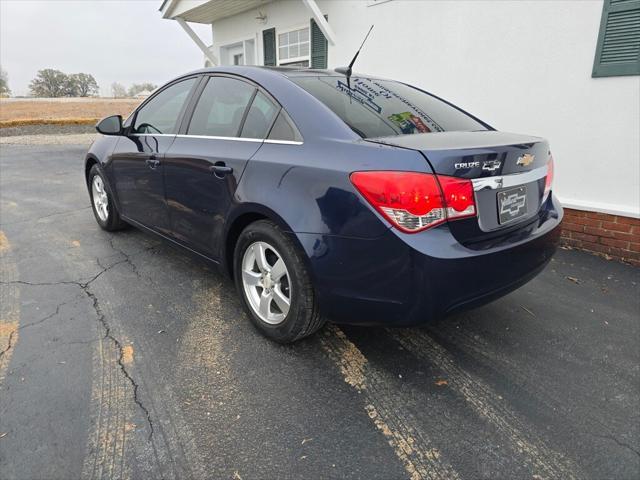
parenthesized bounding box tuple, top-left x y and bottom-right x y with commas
(92, 175, 109, 222)
(241, 241, 291, 325)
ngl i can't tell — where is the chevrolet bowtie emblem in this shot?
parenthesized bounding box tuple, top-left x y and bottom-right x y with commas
(516, 153, 535, 167)
(482, 160, 501, 172)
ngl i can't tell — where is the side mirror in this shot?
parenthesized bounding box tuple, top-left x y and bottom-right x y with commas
(96, 115, 123, 135)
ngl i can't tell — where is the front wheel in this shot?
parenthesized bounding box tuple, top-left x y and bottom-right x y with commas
(88, 164, 127, 231)
(234, 220, 324, 343)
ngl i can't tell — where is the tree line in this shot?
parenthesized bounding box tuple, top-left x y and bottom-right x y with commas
(111, 82, 158, 98)
(0, 67, 158, 98)
(0, 68, 10, 97)
(28, 69, 99, 97)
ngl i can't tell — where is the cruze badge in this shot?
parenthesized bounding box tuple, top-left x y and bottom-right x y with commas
(482, 160, 501, 172)
(516, 153, 535, 167)
(454, 161, 480, 169)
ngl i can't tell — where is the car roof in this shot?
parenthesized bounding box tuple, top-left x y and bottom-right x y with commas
(159, 65, 390, 142)
(184, 65, 369, 79)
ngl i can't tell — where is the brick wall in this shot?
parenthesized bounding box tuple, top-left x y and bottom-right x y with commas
(561, 208, 640, 266)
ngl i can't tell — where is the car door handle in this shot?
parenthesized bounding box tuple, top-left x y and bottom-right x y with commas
(145, 158, 161, 169)
(209, 163, 233, 176)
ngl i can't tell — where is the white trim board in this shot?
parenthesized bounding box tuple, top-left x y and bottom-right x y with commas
(557, 196, 640, 219)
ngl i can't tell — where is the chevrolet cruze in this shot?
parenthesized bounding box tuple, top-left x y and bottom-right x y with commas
(85, 66, 562, 343)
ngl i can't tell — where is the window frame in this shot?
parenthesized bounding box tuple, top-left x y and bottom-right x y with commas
(127, 75, 201, 136)
(276, 24, 311, 66)
(182, 75, 259, 138)
(177, 73, 303, 144)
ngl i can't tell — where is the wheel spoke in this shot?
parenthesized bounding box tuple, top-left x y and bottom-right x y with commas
(241, 240, 293, 325)
(254, 243, 269, 273)
(92, 176, 110, 222)
(259, 290, 272, 317)
(272, 286, 290, 315)
(242, 270, 261, 287)
(270, 258, 287, 281)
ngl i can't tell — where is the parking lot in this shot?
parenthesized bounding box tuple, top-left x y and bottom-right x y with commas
(1, 143, 639, 479)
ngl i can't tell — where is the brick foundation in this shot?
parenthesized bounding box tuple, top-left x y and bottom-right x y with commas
(561, 208, 640, 266)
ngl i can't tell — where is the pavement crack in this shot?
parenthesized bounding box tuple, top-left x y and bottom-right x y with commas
(105, 237, 158, 280)
(0, 257, 127, 289)
(0, 256, 155, 441)
(593, 433, 640, 458)
(0, 329, 18, 362)
(83, 280, 155, 442)
(16, 299, 70, 331)
(107, 237, 142, 279)
(0, 206, 91, 226)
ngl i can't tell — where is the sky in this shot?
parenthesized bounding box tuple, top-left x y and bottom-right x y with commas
(0, 0, 212, 96)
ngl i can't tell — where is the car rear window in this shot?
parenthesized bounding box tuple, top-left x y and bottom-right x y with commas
(291, 76, 487, 138)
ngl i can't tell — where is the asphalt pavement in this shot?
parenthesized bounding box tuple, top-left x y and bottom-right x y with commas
(0, 143, 638, 480)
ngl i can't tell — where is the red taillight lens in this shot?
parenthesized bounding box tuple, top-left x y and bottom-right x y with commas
(436, 175, 477, 220)
(544, 154, 554, 200)
(350, 171, 476, 233)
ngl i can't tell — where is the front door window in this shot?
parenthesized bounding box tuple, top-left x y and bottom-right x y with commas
(132, 78, 197, 134)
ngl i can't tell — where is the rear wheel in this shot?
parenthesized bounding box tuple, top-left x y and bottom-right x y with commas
(234, 220, 324, 343)
(88, 164, 127, 231)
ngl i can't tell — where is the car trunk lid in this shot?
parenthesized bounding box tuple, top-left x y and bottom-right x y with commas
(366, 131, 551, 242)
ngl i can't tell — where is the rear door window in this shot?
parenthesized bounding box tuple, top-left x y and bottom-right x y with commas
(240, 91, 279, 139)
(267, 111, 303, 142)
(291, 76, 487, 138)
(188, 77, 256, 137)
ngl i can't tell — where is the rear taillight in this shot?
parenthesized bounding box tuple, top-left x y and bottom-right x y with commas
(350, 171, 476, 233)
(543, 154, 554, 201)
(436, 175, 477, 220)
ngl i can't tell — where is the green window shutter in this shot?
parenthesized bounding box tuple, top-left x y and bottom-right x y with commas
(263, 28, 276, 66)
(592, 0, 640, 77)
(310, 17, 328, 69)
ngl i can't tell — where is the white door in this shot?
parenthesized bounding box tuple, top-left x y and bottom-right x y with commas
(221, 43, 244, 66)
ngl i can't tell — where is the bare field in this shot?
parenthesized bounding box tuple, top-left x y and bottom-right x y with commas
(0, 97, 141, 123)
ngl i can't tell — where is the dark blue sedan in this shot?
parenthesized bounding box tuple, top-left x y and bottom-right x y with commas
(85, 66, 562, 343)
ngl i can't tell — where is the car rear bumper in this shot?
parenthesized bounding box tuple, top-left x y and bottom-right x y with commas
(294, 194, 563, 326)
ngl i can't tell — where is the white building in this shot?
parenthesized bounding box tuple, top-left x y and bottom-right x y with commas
(160, 0, 640, 221)
(134, 89, 153, 98)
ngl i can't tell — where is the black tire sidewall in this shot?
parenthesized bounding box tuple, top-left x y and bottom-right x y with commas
(234, 221, 311, 343)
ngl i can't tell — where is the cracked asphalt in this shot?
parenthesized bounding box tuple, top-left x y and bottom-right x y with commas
(1, 143, 639, 480)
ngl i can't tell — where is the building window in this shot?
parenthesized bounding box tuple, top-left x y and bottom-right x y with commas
(592, 0, 640, 77)
(278, 27, 310, 66)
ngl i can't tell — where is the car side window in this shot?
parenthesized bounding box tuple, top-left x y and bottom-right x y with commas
(188, 77, 256, 137)
(267, 110, 303, 142)
(133, 78, 197, 134)
(240, 91, 279, 139)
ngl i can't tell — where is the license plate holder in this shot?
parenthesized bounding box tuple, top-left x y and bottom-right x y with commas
(497, 186, 527, 224)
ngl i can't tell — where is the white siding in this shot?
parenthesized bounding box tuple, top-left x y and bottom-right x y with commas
(207, 0, 639, 217)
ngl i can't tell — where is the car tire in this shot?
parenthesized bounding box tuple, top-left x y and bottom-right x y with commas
(234, 220, 325, 343)
(88, 164, 127, 231)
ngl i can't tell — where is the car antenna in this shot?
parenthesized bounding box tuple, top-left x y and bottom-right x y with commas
(335, 24, 374, 94)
